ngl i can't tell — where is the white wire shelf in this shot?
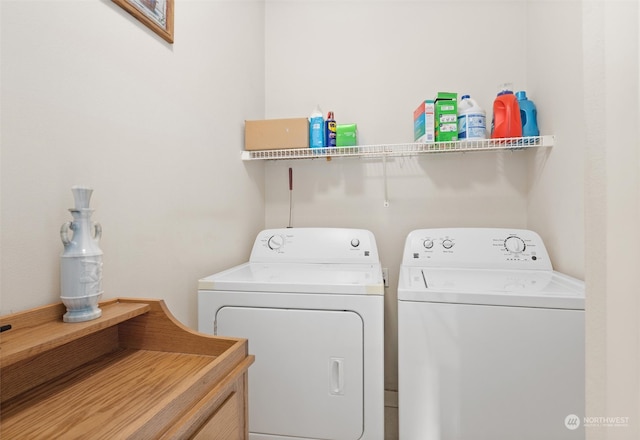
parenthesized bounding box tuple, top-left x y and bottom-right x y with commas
(240, 135, 554, 161)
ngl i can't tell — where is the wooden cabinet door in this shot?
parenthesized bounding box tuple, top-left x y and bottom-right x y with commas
(191, 391, 241, 440)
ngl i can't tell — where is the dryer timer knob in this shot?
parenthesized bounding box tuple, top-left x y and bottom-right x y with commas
(267, 235, 285, 250)
(504, 236, 526, 253)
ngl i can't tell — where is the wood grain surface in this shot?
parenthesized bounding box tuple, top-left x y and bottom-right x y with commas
(0, 298, 253, 439)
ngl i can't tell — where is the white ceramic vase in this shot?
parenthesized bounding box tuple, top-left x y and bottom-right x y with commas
(60, 186, 103, 322)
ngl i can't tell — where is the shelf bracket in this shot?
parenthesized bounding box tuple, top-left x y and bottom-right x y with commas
(383, 156, 389, 207)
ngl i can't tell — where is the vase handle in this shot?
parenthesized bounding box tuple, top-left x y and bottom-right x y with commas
(60, 222, 73, 245)
(93, 222, 102, 241)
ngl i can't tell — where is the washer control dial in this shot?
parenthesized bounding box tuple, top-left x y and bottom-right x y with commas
(442, 239, 454, 249)
(267, 235, 285, 250)
(504, 236, 526, 254)
(423, 239, 434, 249)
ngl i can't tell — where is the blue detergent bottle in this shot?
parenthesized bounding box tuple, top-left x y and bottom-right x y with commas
(309, 104, 324, 148)
(516, 91, 539, 137)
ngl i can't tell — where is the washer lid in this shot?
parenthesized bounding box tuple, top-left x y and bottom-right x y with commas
(199, 262, 384, 295)
(397, 267, 584, 309)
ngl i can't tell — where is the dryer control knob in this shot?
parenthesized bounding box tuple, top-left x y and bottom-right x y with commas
(267, 235, 285, 250)
(504, 236, 526, 253)
(442, 239, 454, 249)
(351, 238, 360, 248)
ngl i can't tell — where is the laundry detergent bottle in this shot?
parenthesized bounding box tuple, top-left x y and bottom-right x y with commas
(458, 95, 486, 140)
(309, 104, 324, 148)
(491, 83, 522, 139)
(516, 91, 539, 137)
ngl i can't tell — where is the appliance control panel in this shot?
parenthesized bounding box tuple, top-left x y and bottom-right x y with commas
(250, 228, 380, 264)
(402, 228, 552, 270)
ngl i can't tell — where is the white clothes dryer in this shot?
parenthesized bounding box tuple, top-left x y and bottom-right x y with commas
(198, 228, 384, 440)
(398, 228, 585, 440)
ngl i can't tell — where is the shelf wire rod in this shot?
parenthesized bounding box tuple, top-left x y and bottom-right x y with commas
(383, 155, 390, 207)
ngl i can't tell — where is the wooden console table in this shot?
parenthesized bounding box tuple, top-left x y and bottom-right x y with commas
(0, 298, 254, 439)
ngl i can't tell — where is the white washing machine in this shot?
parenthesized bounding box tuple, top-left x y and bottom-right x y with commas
(198, 228, 385, 440)
(398, 228, 585, 440)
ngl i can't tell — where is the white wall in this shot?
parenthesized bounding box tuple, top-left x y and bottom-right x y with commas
(3, 0, 639, 437)
(584, 1, 640, 439)
(0, 0, 266, 328)
(263, 0, 583, 394)
(526, 0, 585, 279)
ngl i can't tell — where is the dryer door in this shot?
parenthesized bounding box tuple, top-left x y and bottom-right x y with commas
(216, 306, 364, 440)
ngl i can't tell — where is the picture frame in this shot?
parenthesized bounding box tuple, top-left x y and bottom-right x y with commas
(113, 0, 174, 44)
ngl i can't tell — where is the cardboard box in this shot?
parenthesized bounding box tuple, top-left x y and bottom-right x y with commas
(435, 92, 458, 142)
(336, 123, 357, 147)
(244, 118, 309, 150)
(414, 100, 435, 143)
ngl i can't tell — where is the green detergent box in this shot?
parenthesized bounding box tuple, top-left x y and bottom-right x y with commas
(414, 100, 435, 143)
(336, 123, 357, 147)
(435, 92, 458, 142)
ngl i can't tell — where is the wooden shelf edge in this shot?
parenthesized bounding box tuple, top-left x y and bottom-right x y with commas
(116, 297, 243, 357)
(0, 300, 150, 368)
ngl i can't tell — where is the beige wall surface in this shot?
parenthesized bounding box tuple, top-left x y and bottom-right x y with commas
(584, 1, 640, 439)
(526, 1, 585, 280)
(263, 0, 585, 394)
(2, 0, 639, 438)
(0, 0, 267, 327)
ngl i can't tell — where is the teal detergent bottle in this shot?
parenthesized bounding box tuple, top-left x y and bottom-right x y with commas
(309, 105, 324, 148)
(516, 91, 539, 137)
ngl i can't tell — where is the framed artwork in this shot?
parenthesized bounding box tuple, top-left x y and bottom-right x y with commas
(113, 0, 174, 44)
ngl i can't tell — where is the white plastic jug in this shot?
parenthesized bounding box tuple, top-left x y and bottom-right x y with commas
(458, 95, 487, 140)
